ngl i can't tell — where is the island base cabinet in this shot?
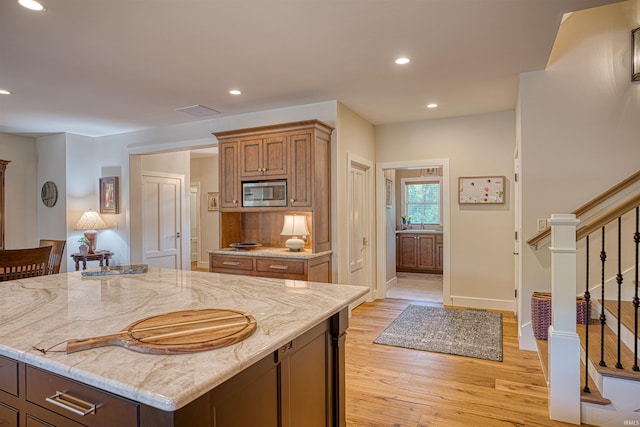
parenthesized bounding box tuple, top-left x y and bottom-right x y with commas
(0, 309, 349, 427)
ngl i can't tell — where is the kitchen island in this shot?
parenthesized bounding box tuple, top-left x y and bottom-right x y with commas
(0, 267, 367, 426)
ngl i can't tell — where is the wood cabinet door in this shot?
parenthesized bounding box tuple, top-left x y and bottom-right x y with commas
(219, 142, 240, 209)
(239, 138, 263, 177)
(436, 242, 444, 271)
(417, 235, 436, 270)
(262, 136, 287, 177)
(396, 234, 417, 268)
(289, 132, 312, 207)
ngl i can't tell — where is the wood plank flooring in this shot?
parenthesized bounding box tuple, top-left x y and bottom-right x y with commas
(345, 298, 595, 427)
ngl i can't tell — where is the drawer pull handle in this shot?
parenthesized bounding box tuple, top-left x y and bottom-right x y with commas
(46, 391, 97, 416)
(269, 265, 289, 270)
(222, 261, 240, 266)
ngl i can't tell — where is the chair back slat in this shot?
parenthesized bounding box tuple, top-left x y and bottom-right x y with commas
(0, 246, 52, 281)
(39, 239, 66, 275)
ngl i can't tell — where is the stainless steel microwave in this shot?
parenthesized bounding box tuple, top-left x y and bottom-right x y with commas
(242, 181, 287, 207)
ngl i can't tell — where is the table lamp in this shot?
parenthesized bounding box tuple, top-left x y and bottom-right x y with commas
(74, 210, 108, 254)
(280, 215, 309, 252)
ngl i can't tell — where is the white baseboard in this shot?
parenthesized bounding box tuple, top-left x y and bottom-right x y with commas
(449, 295, 515, 312)
(198, 261, 208, 270)
(518, 321, 538, 352)
(386, 276, 398, 290)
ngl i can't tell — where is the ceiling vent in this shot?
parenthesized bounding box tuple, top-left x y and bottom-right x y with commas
(175, 104, 220, 117)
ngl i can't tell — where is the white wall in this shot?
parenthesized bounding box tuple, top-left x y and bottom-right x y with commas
(376, 111, 516, 310)
(384, 169, 396, 283)
(0, 134, 37, 248)
(190, 156, 219, 267)
(36, 134, 68, 271)
(518, 1, 640, 349)
(335, 103, 376, 286)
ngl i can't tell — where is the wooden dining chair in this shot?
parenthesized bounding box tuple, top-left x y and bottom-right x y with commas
(0, 246, 52, 281)
(39, 239, 67, 275)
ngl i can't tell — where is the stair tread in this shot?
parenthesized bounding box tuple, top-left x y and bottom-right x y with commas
(580, 360, 611, 405)
(536, 338, 611, 405)
(601, 299, 638, 336)
(577, 322, 640, 381)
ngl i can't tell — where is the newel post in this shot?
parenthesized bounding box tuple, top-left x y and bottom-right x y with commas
(548, 214, 581, 424)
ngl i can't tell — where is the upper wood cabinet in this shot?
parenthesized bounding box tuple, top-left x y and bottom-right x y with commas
(240, 136, 288, 178)
(213, 120, 333, 253)
(219, 142, 240, 209)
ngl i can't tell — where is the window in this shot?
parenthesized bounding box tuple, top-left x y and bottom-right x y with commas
(403, 178, 441, 225)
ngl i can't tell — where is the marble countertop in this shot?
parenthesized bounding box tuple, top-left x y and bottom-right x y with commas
(0, 268, 367, 411)
(209, 247, 332, 259)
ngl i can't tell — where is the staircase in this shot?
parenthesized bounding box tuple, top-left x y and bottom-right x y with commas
(528, 170, 640, 425)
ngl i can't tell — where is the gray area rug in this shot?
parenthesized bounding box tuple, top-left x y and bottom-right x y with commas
(374, 304, 503, 362)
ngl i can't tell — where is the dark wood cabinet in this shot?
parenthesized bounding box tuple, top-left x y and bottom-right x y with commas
(396, 233, 443, 274)
(219, 142, 240, 209)
(239, 136, 288, 178)
(214, 120, 333, 254)
(209, 252, 331, 283)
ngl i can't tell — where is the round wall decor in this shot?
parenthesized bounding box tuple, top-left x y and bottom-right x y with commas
(41, 181, 58, 207)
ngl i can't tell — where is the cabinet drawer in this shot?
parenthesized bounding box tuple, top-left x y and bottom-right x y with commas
(211, 256, 254, 272)
(26, 366, 138, 427)
(255, 258, 305, 276)
(0, 402, 18, 427)
(0, 355, 18, 396)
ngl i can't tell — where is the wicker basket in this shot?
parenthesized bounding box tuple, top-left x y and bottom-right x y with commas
(531, 292, 589, 340)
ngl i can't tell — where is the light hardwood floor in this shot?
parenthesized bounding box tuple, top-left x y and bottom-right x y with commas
(345, 298, 594, 427)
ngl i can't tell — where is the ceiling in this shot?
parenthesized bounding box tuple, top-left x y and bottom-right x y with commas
(0, 0, 619, 138)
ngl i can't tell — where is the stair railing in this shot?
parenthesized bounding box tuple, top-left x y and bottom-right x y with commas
(574, 194, 640, 398)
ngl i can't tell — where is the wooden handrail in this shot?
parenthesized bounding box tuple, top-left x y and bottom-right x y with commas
(527, 169, 640, 247)
(576, 192, 640, 242)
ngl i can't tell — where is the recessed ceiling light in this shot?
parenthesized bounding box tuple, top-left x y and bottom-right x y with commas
(18, 0, 46, 11)
(229, 89, 242, 95)
(0, 89, 11, 95)
(426, 103, 438, 109)
(395, 57, 410, 65)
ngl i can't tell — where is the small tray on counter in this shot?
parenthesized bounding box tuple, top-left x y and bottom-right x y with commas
(229, 243, 262, 250)
(81, 264, 148, 276)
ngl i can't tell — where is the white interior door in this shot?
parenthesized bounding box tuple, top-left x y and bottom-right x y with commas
(142, 174, 182, 269)
(347, 154, 374, 304)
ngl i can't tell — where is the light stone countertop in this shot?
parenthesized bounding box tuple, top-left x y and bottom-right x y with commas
(208, 247, 333, 259)
(0, 267, 367, 411)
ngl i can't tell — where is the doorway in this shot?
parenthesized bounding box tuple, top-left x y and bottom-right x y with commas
(375, 159, 451, 305)
(141, 172, 184, 269)
(347, 153, 375, 306)
(190, 183, 201, 270)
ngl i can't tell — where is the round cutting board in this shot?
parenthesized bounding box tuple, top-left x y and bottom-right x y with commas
(66, 309, 257, 355)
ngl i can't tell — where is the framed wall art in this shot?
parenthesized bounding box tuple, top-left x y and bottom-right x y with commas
(385, 179, 393, 208)
(100, 176, 120, 214)
(458, 176, 505, 204)
(207, 192, 219, 211)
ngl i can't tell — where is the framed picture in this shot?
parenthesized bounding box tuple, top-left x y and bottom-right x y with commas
(207, 192, 219, 211)
(385, 179, 393, 208)
(100, 177, 119, 214)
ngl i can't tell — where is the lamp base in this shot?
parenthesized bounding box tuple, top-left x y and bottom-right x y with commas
(84, 230, 98, 254)
(285, 237, 305, 252)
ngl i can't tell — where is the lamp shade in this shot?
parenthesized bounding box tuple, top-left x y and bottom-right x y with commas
(74, 210, 108, 231)
(280, 215, 309, 236)
(280, 215, 309, 252)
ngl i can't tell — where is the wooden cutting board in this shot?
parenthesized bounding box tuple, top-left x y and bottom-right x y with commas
(65, 309, 257, 355)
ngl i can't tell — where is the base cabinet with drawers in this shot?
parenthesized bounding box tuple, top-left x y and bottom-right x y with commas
(209, 252, 331, 283)
(0, 307, 348, 427)
(396, 233, 443, 274)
